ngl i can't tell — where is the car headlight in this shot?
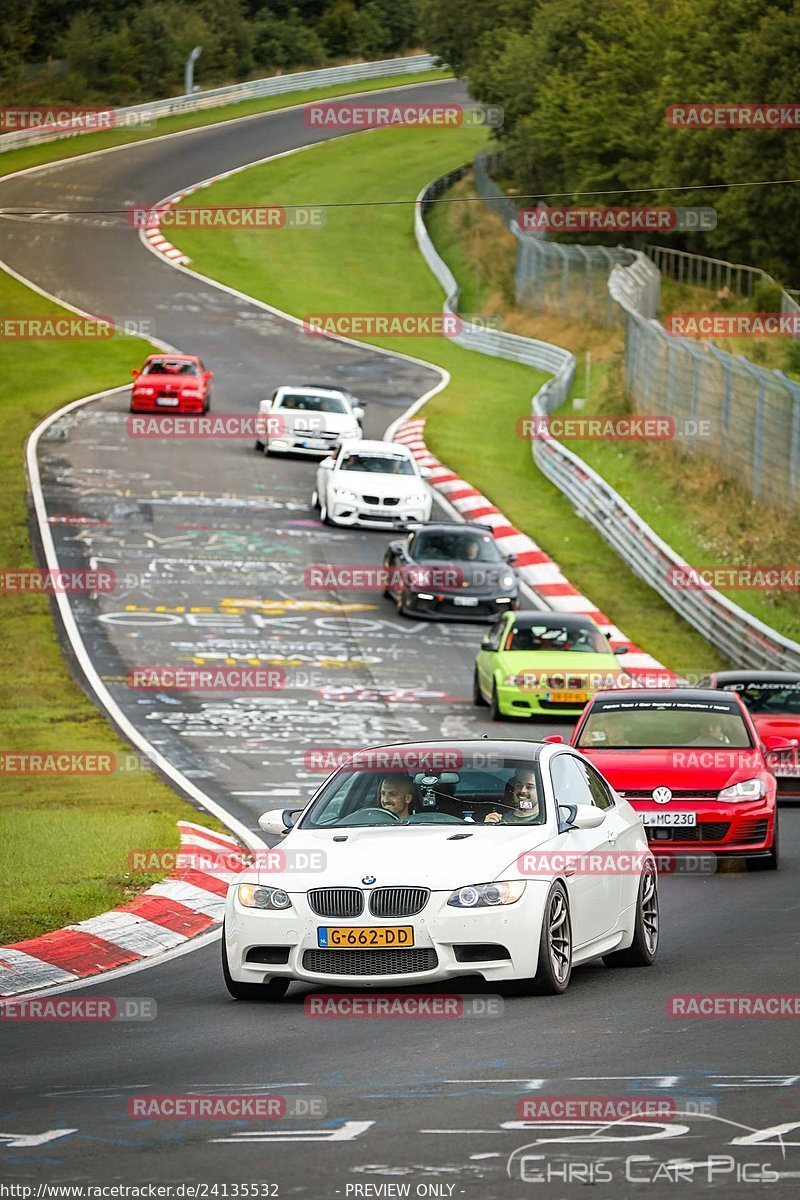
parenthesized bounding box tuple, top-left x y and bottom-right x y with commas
(447, 881, 526, 908)
(136, 386, 155, 396)
(333, 488, 359, 503)
(501, 574, 515, 589)
(504, 674, 523, 687)
(717, 778, 766, 802)
(237, 883, 292, 910)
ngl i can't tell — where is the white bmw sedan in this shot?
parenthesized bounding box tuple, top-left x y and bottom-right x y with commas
(312, 439, 432, 528)
(222, 740, 659, 1000)
(254, 385, 364, 457)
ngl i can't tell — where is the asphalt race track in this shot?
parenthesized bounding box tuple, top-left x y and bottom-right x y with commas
(1, 79, 799, 1197)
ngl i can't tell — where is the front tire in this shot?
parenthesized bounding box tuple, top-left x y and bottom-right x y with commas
(490, 681, 503, 721)
(222, 931, 290, 1001)
(509, 882, 572, 996)
(603, 864, 659, 968)
(319, 500, 332, 526)
(473, 668, 487, 707)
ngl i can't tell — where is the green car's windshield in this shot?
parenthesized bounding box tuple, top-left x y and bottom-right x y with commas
(505, 621, 609, 654)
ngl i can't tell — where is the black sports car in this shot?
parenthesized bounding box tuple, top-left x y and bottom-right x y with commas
(383, 521, 520, 621)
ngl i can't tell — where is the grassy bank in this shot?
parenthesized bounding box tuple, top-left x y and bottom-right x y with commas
(173, 127, 723, 674)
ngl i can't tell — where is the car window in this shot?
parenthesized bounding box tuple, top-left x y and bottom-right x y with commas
(339, 453, 415, 475)
(582, 761, 615, 810)
(549, 754, 595, 807)
(414, 532, 502, 563)
(505, 622, 609, 654)
(142, 358, 200, 376)
(483, 617, 508, 653)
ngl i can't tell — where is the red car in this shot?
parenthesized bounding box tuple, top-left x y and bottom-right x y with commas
(557, 689, 787, 870)
(130, 354, 213, 413)
(699, 671, 800, 799)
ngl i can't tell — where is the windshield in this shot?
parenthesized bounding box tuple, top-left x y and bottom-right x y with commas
(723, 681, 800, 715)
(576, 700, 753, 749)
(505, 621, 609, 654)
(142, 359, 200, 376)
(413, 531, 502, 563)
(302, 759, 546, 827)
(339, 454, 415, 475)
(277, 393, 347, 414)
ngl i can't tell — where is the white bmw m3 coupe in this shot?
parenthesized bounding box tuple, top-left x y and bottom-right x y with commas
(222, 740, 659, 1000)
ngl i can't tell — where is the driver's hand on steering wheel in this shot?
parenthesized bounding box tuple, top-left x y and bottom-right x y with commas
(484, 811, 503, 824)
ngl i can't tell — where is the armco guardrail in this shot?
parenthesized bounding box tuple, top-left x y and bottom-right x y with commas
(0, 54, 440, 152)
(420, 163, 800, 670)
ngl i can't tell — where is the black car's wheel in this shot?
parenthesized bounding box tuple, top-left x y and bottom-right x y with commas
(603, 864, 659, 968)
(473, 667, 487, 707)
(382, 561, 393, 598)
(222, 928, 290, 1001)
(395, 590, 408, 617)
(748, 817, 779, 871)
(490, 681, 503, 721)
(509, 883, 572, 996)
(254, 439, 264, 452)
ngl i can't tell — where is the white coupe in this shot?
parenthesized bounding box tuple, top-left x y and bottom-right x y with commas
(312, 439, 432, 528)
(222, 740, 659, 1000)
(254, 385, 364, 457)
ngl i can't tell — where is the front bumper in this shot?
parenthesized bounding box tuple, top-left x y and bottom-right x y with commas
(630, 799, 776, 855)
(130, 393, 206, 413)
(495, 683, 590, 718)
(224, 884, 550, 987)
(328, 498, 431, 529)
(403, 593, 518, 622)
(266, 435, 344, 456)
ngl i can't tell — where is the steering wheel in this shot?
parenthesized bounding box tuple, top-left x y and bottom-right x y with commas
(335, 807, 400, 825)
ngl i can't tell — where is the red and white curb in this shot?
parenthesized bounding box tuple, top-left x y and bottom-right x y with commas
(393, 417, 679, 684)
(0, 822, 246, 998)
(140, 186, 210, 265)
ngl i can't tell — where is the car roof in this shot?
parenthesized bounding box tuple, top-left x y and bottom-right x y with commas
(587, 688, 743, 705)
(710, 670, 800, 685)
(145, 353, 198, 362)
(410, 521, 494, 534)
(277, 385, 352, 399)
(342, 439, 413, 455)
(509, 611, 602, 629)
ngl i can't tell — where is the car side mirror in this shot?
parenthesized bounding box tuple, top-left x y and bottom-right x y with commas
(131, 368, 140, 377)
(480, 637, 493, 651)
(505, 553, 517, 565)
(258, 808, 297, 837)
(205, 371, 214, 380)
(419, 466, 432, 478)
(319, 457, 335, 469)
(613, 645, 628, 655)
(544, 734, 564, 744)
(352, 405, 365, 421)
(559, 803, 606, 831)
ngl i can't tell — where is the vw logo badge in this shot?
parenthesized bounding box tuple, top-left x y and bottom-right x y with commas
(362, 874, 376, 885)
(652, 787, 673, 805)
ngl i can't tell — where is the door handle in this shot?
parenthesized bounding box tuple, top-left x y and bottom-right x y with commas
(606, 832, 618, 845)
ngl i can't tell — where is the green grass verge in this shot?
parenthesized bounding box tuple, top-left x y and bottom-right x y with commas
(0, 69, 450, 179)
(172, 125, 725, 675)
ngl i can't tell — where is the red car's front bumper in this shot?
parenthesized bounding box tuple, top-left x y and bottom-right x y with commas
(130, 393, 206, 413)
(628, 799, 776, 857)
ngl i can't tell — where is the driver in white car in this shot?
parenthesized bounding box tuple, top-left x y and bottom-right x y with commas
(378, 775, 415, 819)
(484, 768, 541, 824)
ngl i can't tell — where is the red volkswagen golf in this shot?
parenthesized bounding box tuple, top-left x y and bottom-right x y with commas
(130, 354, 213, 413)
(565, 689, 785, 870)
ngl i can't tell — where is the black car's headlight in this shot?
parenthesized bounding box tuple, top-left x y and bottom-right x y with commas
(447, 881, 526, 908)
(237, 883, 292, 910)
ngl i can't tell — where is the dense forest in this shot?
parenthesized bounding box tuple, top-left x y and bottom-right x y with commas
(0, 0, 421, 104)
(422, 0, 800, 283)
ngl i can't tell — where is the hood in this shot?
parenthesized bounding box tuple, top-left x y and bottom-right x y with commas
(255, 824, 554, 890)
(134, 372, 202, 391)
(495, 650, 628, 686)
(750, 713, 800, 742)
(335, 471, 422, 497)
(579, 747, 766, 792)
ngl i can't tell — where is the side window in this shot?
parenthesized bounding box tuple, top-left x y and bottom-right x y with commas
(549, 754, 595, 808)
(484, 616, 507, 653)
(581, 761, 615, 810)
